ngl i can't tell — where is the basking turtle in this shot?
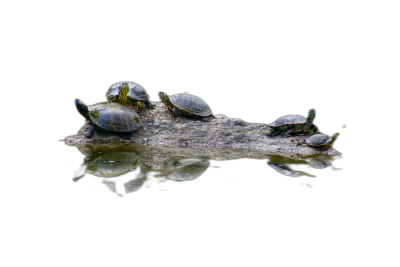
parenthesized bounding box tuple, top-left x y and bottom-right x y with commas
(296, 133, 339, 149)
(106, 81, 155, 113)
(267, 109, 319, 137)
(158, 92, 214, 122)
(75, 99, 142, 140)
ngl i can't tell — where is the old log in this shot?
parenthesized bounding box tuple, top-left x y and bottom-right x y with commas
(64, 103, 341, 156)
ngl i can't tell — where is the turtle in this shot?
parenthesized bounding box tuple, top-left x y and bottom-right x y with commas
(158, 92, 214, 122)
(75, 98, 142, 140)
(106, 81, 155, 114)
(267, 109, 319, 137)
(296, 133, 339, 149)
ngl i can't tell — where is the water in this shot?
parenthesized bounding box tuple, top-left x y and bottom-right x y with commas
(67, 143, 342, 196)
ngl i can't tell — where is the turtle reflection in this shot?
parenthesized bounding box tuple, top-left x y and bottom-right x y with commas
(268, 163, 315, 177)
(71, 145, 212, 196)
(304, 158, 331, 169)
(267, 155, 333, 177)
(67, 143, 339, 194)
(166, 161, 210, 182)
(86, 152, 140, 178)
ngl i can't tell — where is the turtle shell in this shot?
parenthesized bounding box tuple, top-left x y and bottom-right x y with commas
(88, 102, 142, 132)
(106, 81, 150, 102)
(305, 134, 331, 146)
(269, 115, 306, 127)
(170, 94, 213, 117)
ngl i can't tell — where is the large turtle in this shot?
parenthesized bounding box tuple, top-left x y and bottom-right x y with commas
(106, 81, 155, 114)
(75, 99, 142, 140)
(267, 109, 319, 137)
(296, 133, 339, 149)
(158, 92, 214, 122)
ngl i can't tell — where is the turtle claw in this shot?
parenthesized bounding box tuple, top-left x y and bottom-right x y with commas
(145, 101, 156, 109)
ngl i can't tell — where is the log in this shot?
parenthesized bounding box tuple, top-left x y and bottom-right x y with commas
(64, 103, 341, 156)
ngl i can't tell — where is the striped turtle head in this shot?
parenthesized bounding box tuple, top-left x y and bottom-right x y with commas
(119, 82, 129, 94)
(158, 91, 168, 102)
(75, 98, 90, 121)
(331, 133, 340, 141)
(304, 109, 316, 130)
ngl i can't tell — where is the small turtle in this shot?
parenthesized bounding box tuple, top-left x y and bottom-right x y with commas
(296, 133, 339, 149)
(158, 92, 214, 122)
(267, 109, 319, 137)
(106, 81, 155, 113)
(75, 99, 142, 140)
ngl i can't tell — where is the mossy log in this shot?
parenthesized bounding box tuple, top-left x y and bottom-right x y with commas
(64, 103, 341, 156)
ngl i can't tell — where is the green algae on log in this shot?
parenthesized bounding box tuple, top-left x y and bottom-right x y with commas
(64, 103, 341, 156)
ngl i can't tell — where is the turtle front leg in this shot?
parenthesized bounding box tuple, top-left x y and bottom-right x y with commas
(284, 128, 294, 137)
(145, 101, 156, 109)
(127, 99, 142, 114)
(201, 117, 211, 122)
(107, 95, 118, 102)
(172, 108, 179, 118)
(266, 128, 278, 137)
(85, 124, 95, 138)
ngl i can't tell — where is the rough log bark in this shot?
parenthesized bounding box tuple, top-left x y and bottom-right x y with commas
(64, 103, 341, 156)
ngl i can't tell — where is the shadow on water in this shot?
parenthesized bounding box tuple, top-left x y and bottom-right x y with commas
(66, 143, 341, 195)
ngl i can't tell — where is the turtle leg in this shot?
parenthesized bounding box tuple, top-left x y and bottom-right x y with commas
(201, 117, 211, 122)
(266, 128, 278, 137)
(284, 128, 294, 137)
(313, 127, 321, 134)
(145, 101, 156, 109)
(126, 101, 142, 114)
(172, 108, 179, 118)
(85, 124, 95, 138)
(107, 95, 118, 102)
(119, 132, 134, 140)
(296, 140, 306, 146)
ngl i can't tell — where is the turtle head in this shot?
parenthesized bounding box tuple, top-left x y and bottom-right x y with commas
(75, 98, 90, 121)
(304, 109, 316, 130)
(158, 91, 169, 104)
(119, 82, 129, 93)
(331, 133, 340, 141)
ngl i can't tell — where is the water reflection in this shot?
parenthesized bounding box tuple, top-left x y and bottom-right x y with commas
(267, 154, 333, 178)
(67, 143, 340, 195)
(86, 152, 140, 178)
(267, 163, 315, 177)
(169, 161, 210, 182)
